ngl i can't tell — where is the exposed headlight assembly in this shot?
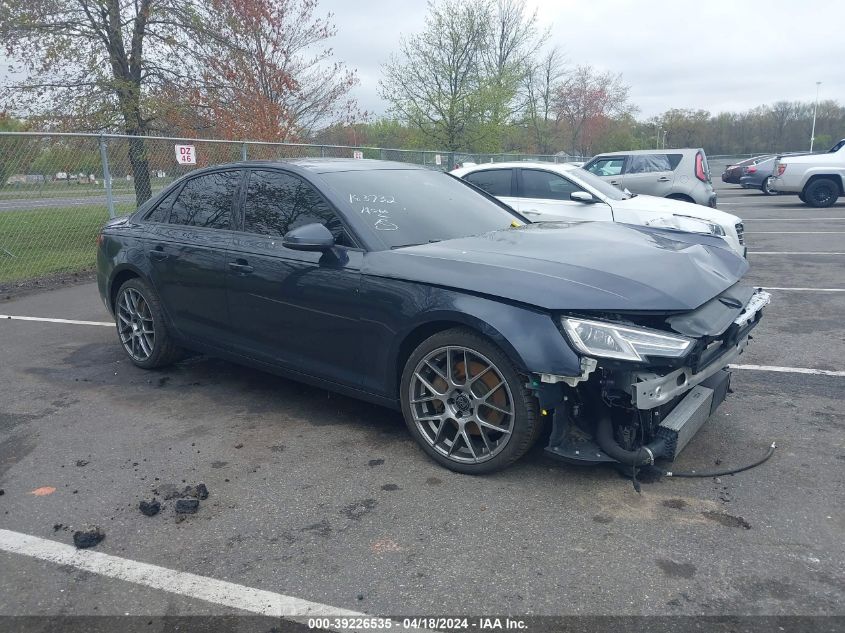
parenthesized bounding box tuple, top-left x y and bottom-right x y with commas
(561, 317, 693, 362)
(646, 215, 726, 236)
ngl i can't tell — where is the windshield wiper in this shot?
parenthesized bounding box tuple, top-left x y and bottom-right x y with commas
(390, 239, 442, 249)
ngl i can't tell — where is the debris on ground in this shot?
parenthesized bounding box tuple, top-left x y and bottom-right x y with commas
(0, 489, 4, 496)
(53, 523, 67, 532)
(73, 526, 106, 549)
(75, 460, 89, 467)
(139, 499, 161, 517)
(30, 486, 56, 496)
(175, 499, 199, 514)
(234, 443, 244, 449)
(368, 459, 385, 467)
(154, 483, 209, 501)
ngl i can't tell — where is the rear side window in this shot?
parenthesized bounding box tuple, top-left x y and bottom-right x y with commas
(628, 154, 675, 173)
(464, 169, 512, 196)
(586, 157, 625, 177)
(145, 187, 179, 222)
(169, 171, 241, 229)
(243, 170, 353, 246)
(520, 170, 581, 200)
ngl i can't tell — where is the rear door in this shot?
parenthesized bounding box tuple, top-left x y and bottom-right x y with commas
(226, 169, 364, 386)
(462, 168, 519, 209)
(144, 169, 241, 344)
(583, 156, 627, 188)
(515, 168, 613, 221)
(620, 153, 679, 197)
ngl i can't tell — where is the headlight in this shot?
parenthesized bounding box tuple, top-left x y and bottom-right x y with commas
(646, 215, 725, 236)
(561, 317, 693, 362)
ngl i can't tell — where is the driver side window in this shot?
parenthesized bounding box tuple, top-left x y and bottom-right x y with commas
(243, 170, 354, 247)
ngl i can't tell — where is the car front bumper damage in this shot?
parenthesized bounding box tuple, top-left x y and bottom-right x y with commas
(541, 289, 770, 466)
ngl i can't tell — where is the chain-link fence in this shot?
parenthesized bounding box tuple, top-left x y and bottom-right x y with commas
(0, 131, 585, 286)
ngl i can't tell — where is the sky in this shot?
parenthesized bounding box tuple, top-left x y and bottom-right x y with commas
(1, 0, 841, 121)
(318, 0, 843, 119)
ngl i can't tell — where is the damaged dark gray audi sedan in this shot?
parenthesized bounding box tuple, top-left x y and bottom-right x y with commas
(97, 159, 769, 474)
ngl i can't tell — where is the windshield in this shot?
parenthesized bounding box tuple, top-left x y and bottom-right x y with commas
(321, 169, 523, 249)
(828, 139, 845, 153)
(566, 167, 629, 201)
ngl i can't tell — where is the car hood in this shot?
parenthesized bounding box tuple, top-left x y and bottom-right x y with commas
(610, 194, 740, 225)
(363, 222, 749, 312)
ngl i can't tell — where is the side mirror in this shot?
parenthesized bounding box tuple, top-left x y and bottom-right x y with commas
(570, 191, 597, 204)
(282, 223, 335, 251)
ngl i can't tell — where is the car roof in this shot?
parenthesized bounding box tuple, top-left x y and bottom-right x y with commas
(590, 148, 701, 157)
(453, 161, 577, 174)
(188, 158, 428, 174)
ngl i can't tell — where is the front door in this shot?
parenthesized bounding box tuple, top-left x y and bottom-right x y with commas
(515, 169, 614, 222)
(226, 169, 363, 387)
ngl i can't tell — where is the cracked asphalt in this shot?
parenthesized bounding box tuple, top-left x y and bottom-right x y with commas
(0, 181, 843, 623)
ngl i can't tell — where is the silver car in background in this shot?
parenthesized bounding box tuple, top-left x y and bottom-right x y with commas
(583, 148, 718, 207)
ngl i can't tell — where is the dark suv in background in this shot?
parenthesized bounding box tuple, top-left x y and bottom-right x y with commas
(583, 148, 718, 207)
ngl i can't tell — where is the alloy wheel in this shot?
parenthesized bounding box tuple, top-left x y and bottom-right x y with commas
(117, 288, 155, 362)
(409, 345, 515, 464)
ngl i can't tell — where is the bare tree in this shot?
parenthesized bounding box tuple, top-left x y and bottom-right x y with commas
(171, 0, 360, 142)
(524, 46, 567, 153)
(0, 0, 232, 203)
(552, 65, 636, 156)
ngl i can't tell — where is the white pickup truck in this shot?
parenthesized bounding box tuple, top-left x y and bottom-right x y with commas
(770, 139, 845, 207)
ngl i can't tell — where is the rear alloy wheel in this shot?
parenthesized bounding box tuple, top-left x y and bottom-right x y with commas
(115, 278, 182, 369)
(803, 178, 839, 208)
(400, 328, 539, 474)
(762, 177, 777, 196)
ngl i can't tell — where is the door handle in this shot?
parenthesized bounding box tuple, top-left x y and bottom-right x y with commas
(657, 176, 671, 182)
(228, 261, 254, 274)
(610, 180, 620, 186)
(149, 248, 168, 261)
(522, 210, 541, 215)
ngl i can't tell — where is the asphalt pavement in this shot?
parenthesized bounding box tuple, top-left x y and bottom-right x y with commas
(0, 181, 843, 629)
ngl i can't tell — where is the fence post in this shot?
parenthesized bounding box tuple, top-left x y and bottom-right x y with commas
(241, 143, 248, 161)
(320, 145, 327, 158)
(99, 135, 116, 219)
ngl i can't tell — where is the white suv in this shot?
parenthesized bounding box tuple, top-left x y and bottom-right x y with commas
(452, 162, 746, 257)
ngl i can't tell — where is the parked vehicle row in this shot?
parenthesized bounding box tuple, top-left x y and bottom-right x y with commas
(721, 156, 771, 184)
(451, 161, 745, 256)
(97, 159, 767, 475)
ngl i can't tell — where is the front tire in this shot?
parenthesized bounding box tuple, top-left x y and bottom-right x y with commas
(400, 328, 540, 474)
(114, 278, 182, 369)
(803, 179, 839, 208)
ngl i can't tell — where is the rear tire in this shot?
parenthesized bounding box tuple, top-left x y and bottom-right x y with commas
(762, 177, 777, 195)
(114, 278, 183, 369)
(400, 327, 539, 474)
(803, 178, 839, 208)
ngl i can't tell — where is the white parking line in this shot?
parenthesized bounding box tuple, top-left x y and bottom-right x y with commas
(748, 252, 845, 255)
(0, 529, 363, 618)
(730, 364, 845, 377)
(0, 314, 113, 326)
(764, 287, 845, 292)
